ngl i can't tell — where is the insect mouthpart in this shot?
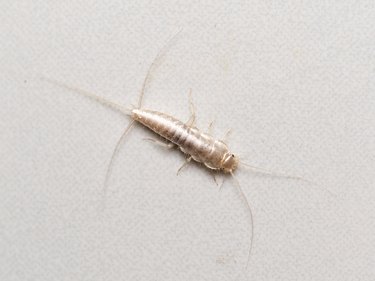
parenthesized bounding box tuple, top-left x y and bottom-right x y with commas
(221, 153, 239, 173)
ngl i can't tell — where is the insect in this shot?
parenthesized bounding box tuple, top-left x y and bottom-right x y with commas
(42, 34, 307, 270)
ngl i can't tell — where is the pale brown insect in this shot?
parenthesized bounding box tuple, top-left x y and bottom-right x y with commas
(42, 34, 307, 269)
(132, 108, 239, 172)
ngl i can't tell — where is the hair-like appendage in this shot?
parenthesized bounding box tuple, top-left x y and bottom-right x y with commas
(41, 77, 131, 116)
(101, 120, 136, 210)
(231, 172, 254, 269)
(239, 160, 337, 197)
(240, 160, 311, 182)
(138, 29, 182, 108)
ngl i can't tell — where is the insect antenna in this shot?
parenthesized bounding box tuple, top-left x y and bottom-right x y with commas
(230, 172, 254, 269)
(240, 160, 337, 198)
(239, 160, 313, 183)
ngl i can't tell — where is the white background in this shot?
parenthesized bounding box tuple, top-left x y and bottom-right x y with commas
(1, 1, 374, 280)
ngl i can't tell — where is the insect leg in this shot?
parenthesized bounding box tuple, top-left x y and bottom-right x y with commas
(143, 138, 175, 149)
(223, 129, 232, 143)
(210, 171, 223, 187)
(212, 172, 218, 185)
(206, 120, 215, 135)
(176, 156, 192, 175)
(186, 89, 196, 127)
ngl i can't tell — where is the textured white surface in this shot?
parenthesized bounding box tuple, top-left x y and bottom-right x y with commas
(1, 1, 375, 281)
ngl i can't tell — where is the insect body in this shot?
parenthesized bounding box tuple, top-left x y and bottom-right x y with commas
(42, 76, 240, 175)
(132, 109, 238, 173)
(42, 73, 254, 268)
(42, 34, 308, 271)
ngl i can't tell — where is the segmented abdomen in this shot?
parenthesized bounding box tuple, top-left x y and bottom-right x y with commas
(131, 109, 228, 169)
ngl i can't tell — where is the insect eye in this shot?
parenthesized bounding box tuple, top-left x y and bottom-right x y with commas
(231, 154, 234, 157)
